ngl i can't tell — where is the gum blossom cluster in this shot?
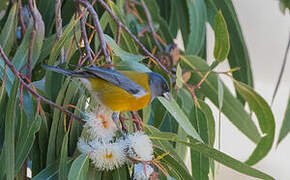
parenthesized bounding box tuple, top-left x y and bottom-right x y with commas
(77, 106, 154, 179)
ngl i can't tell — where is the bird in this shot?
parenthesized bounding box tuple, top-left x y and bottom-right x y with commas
(42, 65, 171, 134)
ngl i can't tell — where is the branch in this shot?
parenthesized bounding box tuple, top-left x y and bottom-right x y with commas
(140, 0, 163, 51)
(0, 44, 84, 123)
(77, 4, 93, 64)
(97, 0, 169, 73)
(77, 0, 112, 64)
(18, 0, 26, 38)
(55, 0, 64, 62)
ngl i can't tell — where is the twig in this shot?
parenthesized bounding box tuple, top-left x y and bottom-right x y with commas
(271, 30, 290, 105)
(0, 45, 84, 123)
(97, 0, 169, 73)
(55, 0, 64, 63)
(27, 0, 37, 80)
(140, 0, 163, 51)
(116, 25, 122, 45)
(77, 4, 93, 64)
(18, 0, 26, 38)
(77, 0, 112, 64)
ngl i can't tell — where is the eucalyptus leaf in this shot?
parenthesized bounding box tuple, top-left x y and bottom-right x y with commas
(234, 81, 275, 165)
(278, 94, 290, 144)
(180, 55, 260, 143)
(68, 154, 89, 180)
(158, 97, 203, 142)
(213, 10, 230, 62)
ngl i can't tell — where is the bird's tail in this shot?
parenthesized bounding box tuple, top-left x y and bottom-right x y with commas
(42, 65, 87, 77)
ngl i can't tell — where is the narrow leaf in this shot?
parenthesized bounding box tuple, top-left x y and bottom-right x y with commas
(278, 94, 290, 144)
(175, 63, 183, 89)
(4, 79, 19, 180)
(180, 55, 261, 143)
(158, 97, 203, 142)
(213, 10, 230, 62)
(234, 81, 275, 165)
(185, 0, 207, 55)
(104, 34, 144, 62)
(68, 154, 89, 180)
(59, 133, 69, 180)
(148, 128, 274, 180)
(15, 115, 42, 174)
(0, 3, 17, 55)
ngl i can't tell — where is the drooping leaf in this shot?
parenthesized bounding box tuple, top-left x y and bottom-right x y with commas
(175, 63, 183, 89)
(4, 78, 19, 180)
(234, 81, 275, 165)
(46, 78, 70, 165)
(185, 0, 207, 55)
(32, 160, 72, 180)
(0, 3, 17, 55)
(112, 166, 128, 180)
(59, 132, 69, 180)
(158, 97, 202, 142)
(213, 10, 230, 62)
(104, 34, 144, 62)
(180, 55, 261, 143)
(205, 0, 254, 102)
(145, 126, 193, 180)
(149, 128, 274, 180)
(12, 4, 45, 71)
(68, 154, 89, 180)
(278, 94, 290, 144)
(15, 115, 42, 175)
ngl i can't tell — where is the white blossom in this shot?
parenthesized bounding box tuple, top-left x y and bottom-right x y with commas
(126, 132, 153, 161)
(89, 139, 127, 171)
(83, 106, 117, 142)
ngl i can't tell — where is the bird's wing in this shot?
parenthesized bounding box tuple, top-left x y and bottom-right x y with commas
(82, 66, 148, 98)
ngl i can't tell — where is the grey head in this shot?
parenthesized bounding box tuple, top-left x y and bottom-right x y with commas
(148, 72, 171, 101)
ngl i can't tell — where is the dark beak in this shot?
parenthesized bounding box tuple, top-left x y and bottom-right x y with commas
(163, 92, 171, 101)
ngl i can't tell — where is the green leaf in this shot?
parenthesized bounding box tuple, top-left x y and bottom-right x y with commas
(112, 166, 128, 180)
(13, 4, 45, 71)
(175, 63, 183, 89)
(145, 126, 193, 180)
(169, 0, 189, 44)
(59, 132, 69, 180)
(234, 81, 275, 165)
(4, 78, 19, 180)
(32, 160, 72, 180)
(104, 34, 144, 62)
(278, 94, 290, 144)
(68, 154, 89, 180)
(15, 115, 41, 174)
(206, 0, 253, 101)
(190, 106, 210, 180)
(198, 100, 215, 147)
(47, 15, 80, 65)
(46, 78, 70, 165)
(181, 55, 261, 143)
(0, 3, 17, 55)
(213, 10, 230, 62)
(185, 0, 207, 55)
(149, 129, 274, 180)
(158, 97, 202, 142)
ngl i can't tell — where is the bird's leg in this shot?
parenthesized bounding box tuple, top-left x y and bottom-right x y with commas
(119, 115, 129, 132)
(112, 112, 126, 138)
(131, 111, 143, 131)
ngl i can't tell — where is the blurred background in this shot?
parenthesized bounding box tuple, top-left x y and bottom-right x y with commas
(205, 0, 290, 179)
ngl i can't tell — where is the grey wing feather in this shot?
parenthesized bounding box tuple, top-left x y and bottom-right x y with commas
(81, 67, 148, 98)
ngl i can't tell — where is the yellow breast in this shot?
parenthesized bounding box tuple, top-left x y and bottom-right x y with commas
(88, 71, 151, 112)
